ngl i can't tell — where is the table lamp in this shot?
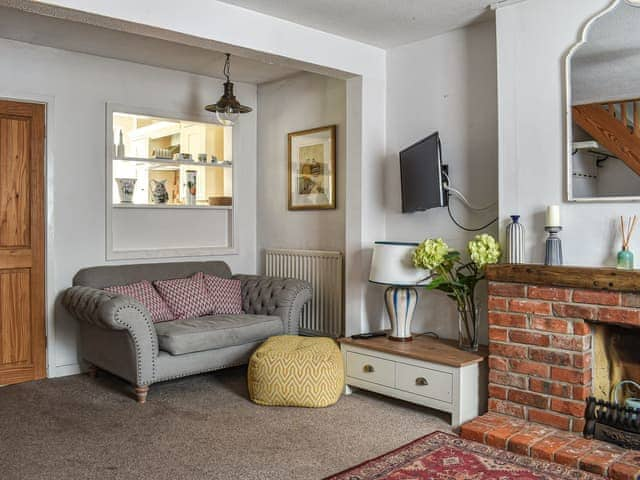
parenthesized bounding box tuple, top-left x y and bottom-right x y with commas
(369, 242, 428, 341)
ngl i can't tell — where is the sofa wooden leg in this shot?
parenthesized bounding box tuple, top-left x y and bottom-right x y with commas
(135, 385, 149, 404)
(87, 365, 98, 378)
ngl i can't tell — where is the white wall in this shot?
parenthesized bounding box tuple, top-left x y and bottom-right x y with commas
(496, 0, 637, 267)
(257, 72, 346, 268)
(383, 21, 499, 341)
(0, 38, 258, 377)
(36, 0, 387, 339)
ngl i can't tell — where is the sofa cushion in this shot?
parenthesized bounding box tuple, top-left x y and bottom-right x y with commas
(153, 272, 215, 320)
(155, 314, 284, 355)
(104, 280, 174, 323)
(204, 274, 243, 315)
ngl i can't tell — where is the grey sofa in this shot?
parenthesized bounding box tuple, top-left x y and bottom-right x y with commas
(62, 261, 312, 403)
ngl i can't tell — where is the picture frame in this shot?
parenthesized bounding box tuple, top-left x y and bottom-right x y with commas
(288, 125, 337, 210)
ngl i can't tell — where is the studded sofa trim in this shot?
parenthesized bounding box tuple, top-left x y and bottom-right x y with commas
(61, 265, 312, 402)
(233, 275, 313, 336)
(62, 286, 158, 386)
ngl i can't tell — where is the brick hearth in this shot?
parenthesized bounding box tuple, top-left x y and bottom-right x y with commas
(460, 264, 640, 479)
(461, 413, 640, 478)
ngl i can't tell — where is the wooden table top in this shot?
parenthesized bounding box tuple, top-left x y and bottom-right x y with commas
(337, 335, 488, 368)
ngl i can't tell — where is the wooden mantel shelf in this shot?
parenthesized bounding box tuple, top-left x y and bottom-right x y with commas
(487, 263, 640, 293)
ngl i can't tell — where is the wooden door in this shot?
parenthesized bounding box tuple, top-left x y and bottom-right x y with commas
(0, 100, 45, 385)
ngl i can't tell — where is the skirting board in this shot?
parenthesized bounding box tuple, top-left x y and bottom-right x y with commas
(50, 364, 82, 378)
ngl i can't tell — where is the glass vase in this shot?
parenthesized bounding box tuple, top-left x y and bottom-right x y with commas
(458, 306, 480, 352)
(617, 247, 634, 270)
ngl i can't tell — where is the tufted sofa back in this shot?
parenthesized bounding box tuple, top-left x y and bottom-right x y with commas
(73, 261, 232, 289)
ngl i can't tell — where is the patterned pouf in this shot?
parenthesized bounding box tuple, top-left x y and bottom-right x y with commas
(247, 335, 344, 408)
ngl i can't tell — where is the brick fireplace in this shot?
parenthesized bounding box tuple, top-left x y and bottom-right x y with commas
(460, 264, 640, 478)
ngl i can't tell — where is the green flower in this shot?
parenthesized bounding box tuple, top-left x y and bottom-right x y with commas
(413, 238, 450, 270)
(468, 234, 501, 269)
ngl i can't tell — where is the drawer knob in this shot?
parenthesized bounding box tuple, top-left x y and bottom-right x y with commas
(415, 377, 429, 386)
(363, 364, 375, 373)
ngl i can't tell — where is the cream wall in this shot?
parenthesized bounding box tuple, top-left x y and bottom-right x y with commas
(0, 38, 258, 377)
(496, 0, 635, 267)
(382, 21, 499, 340)
(256, 73, 347, 267)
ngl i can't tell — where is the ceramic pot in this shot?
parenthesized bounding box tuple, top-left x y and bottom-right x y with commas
(115, 178, 136, 203)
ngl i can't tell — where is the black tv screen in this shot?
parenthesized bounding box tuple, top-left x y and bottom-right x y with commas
(400, 132, 445, 213)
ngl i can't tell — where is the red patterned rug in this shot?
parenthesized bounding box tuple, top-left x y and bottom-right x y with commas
(325, 431, 602, 479)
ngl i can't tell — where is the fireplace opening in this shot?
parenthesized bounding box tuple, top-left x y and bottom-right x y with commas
(592, 323, 640, 401)
(586, 322, 640, 448)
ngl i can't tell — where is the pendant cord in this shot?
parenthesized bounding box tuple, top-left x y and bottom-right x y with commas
(223, 54, 231, 82)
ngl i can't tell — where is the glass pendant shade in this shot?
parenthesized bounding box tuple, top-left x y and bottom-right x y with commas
(204, 54, 252, 126)
(215, 104, 240, 127)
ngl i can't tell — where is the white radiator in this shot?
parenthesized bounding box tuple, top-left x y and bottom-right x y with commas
(265, 248, 344, 338)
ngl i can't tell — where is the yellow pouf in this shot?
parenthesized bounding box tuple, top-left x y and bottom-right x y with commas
(248, 335, 344, 408)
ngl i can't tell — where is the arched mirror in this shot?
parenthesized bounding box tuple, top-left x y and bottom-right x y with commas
(567, 0, 640, 201)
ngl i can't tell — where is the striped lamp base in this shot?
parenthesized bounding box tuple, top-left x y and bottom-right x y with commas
(384, 287, 418, 342)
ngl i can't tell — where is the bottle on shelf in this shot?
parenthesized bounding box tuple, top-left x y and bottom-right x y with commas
(116, 129, 125, 158)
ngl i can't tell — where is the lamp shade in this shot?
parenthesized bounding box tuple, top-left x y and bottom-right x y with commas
(369, 242, 429, 286)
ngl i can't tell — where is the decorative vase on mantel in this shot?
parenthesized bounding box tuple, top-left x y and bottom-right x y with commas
(458, 306, 480, 352)
(506, 215, 525, 264)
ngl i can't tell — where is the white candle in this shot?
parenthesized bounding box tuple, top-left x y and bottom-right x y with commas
(546, 205, 560, 227)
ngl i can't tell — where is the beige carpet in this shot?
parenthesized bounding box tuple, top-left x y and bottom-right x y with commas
(0, 367, 450, 480)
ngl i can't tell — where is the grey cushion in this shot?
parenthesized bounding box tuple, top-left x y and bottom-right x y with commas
(155, 314, 283, 355)
(73, 261, 232, 289)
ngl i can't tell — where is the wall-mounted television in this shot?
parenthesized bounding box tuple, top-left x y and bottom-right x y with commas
(399, 132, 447, 213)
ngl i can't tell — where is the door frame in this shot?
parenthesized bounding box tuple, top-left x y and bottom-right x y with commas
(1, 91, 56, 379)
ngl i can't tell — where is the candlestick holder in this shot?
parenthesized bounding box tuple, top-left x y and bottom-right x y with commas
(544, 226, 563, 266)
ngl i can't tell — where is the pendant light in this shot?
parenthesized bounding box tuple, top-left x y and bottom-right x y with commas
(205, 53, 252, 126)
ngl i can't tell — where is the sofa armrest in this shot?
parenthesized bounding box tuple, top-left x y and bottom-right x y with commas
(62, 286, 159, 383)
(233, 275, 312, 335)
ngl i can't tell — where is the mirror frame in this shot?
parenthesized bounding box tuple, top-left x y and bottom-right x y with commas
(565, 0, 640, 203)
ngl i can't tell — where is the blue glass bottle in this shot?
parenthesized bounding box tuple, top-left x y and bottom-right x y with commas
(617, 247, 634, 270)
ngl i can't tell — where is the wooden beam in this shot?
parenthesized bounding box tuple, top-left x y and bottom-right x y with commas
(486, 264, 640, 292)
(635, 102, 640, 138)
(573, 103, 640, 176)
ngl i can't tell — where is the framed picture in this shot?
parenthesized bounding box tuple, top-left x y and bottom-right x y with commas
(288, 125, 336, 210)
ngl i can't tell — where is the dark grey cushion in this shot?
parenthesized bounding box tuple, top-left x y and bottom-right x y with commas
(73, 261, 232, 289)
(155, 314, 283, 355)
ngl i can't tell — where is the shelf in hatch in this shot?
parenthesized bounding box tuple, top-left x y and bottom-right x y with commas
(115, 157, 232, 168)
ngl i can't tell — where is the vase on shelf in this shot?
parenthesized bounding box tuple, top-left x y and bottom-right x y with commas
(116, 129, 125, 158)
(506, 215, 524, 264)
(458, 305, 480, 352)
(186, 170, 197, 205)
(617, 247, 634, 270)
(115, 178, 136, 203)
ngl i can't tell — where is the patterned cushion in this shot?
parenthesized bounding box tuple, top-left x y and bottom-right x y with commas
(153, 272, 216, 320)
(104, 280, 174, 323)
(248, 336, 344, 408)
(203, 274, 243, 315)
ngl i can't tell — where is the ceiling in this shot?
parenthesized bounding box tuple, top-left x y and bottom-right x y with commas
(216, 0, 496, 48)
(0, 5, 301, 84)
(572, 1, 640, 105)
